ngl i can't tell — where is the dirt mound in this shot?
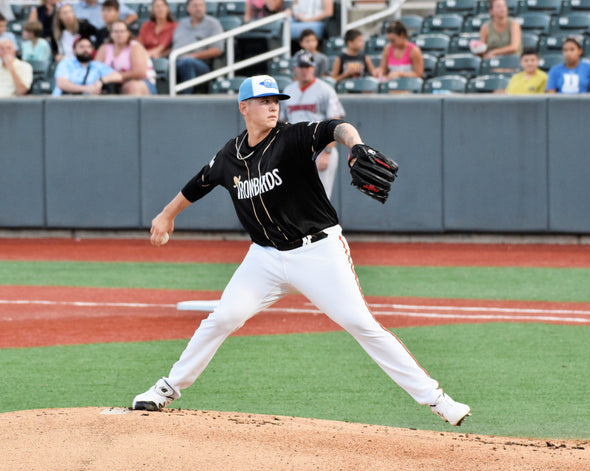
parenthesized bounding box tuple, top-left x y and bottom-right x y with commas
(1, 408, 587, 470)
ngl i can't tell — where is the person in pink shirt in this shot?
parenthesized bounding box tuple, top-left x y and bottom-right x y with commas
(138, 0, 177, 59)
(244, 0, 283, 22)
(377, 21, 423, 80)
(96, 20, 157, 94)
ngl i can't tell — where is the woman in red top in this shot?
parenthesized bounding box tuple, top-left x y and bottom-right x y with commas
(378, 21, 423, 80)
(138, 0, 177, 59)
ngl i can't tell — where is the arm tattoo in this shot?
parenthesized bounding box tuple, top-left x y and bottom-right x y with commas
(334, 123, 362, 148)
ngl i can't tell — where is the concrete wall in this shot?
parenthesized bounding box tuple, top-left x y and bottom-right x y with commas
(1, 95, 588, 234)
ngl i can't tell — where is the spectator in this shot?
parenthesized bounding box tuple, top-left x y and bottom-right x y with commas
(331, 29, 377, 82)
(95, 20, 157, 94)
(21, 20, 52, 62)
(480, 0, 521, 59)
(51, 3, 97, 61)
(0, 13, 18, 50)
(95, 0, 121, 49)
(28, 0, 58, 41)
(73, 0, 137, 30)
(138, 0, 177, 59)
(298, 28, 328, 77)
(53, 35, 122, 95)
(504, 48, 547, 94)
(244, 0, 283, 22)
(280, 50, 345, 199)
(289, 0, 333, 41)
(377, 20, 423, 80)
(546, 36, 590, 94)
(0, 38, 33, 96)
(172, 0, 223, 94)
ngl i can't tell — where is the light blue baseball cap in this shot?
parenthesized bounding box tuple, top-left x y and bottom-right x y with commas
(238, 75, 290, 102)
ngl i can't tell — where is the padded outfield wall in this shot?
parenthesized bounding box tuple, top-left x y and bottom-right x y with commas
(1, 95, 588, 234)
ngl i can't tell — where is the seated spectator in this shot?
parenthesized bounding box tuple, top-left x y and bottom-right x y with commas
(28, 0, 58, 41)
(95, 0, 121, 49)
(52, 3, 97, 61)
(21, 20, 52, 63)
(53, 35, 122, 95)
(377, 20, 423, 80)
(331, 29, 377, 82)
(172, 0, 223, 94)
(0, 38, 33, 96)
(504, 48, 547, 94)
(244, 0, 283, 22)
(73, 0, 137, 30)
(138, 0, 177, 59)
(0, 13, 18, 50)
(95, 20, 157, 95)
(289, 0, 333, 41)
(546, 36, 590, 94)
(298, 28, 328, 77)
(479, 0, 521, 59)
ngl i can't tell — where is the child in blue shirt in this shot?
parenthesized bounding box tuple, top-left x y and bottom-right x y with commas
(546, 36, 590, 94)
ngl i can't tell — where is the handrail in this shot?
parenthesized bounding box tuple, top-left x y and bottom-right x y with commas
(340, 0, 405, 35)
(169, 11, 291, 96)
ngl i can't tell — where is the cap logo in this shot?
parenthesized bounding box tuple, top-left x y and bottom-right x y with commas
(259, 78, 278, 91)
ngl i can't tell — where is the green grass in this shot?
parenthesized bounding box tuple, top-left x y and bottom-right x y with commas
(1, 261, 589, 301)
(1, 324, 589, 439)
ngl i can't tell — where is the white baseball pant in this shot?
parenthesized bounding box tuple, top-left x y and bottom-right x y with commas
(167, 225, 441, 405)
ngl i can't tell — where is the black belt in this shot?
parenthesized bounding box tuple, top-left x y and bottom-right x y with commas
(274, 230, 328, 251)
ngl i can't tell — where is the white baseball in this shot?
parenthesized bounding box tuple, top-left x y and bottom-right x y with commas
(161, 232, 170, 245)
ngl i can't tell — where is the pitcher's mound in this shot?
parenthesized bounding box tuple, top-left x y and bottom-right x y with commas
(0, 408, 587, 470)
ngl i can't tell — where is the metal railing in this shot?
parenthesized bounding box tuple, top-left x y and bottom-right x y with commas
(168, 12, 291, 96)
(340, 0, 405, 35)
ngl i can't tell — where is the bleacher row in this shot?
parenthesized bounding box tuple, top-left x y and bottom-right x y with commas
(7, 0, 590, 95)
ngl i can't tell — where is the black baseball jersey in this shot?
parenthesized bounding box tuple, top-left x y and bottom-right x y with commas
(181, 119, 345, 248)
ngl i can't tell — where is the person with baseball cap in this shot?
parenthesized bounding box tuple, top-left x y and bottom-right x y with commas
(280, 50, 344, 199)
(133, 74, 472, 428)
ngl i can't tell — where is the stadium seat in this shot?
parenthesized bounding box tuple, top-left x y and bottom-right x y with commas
(479, 54, 521, 74)
(538, 52, 564, 70)
(365, 35, 388, 55)
(209, 76, 248, 94)
(515, 12, 552, 34)
(378, 76, 424, 93)
(30, 78, 54, 95)
(27, 60, 51, 80)
(449, 32, 480, 53)
(413, 33, 452, 57)
(550, 12, 590, 34)
(422, 53, 439, 77)
(8, 20, 23, 36)
(10, 4, 32, 20)
(218, 15, 243, 31)
(394, 15, 424, 35)
(319, 76, 337, 88)
(538, 33, 574, 52)
(436, 53, 482, 77)
(151, 57, 169, 95)
(268, 57, 293, 75)
(324, 36, 346, 55)
(562, 0, 590, 13)
(521, 32, 540, 50)
(335, 76, 380, 93)
(462, 14, 490, 32)
(519, 0, 564, 14)
(423, 74, 468, 93)
(436, 0, 479, 16)
(274, 74, 293, 90)
(218, 1, 246, 16)
(467, 74, 512, 92)
(421, 14, 465, 34)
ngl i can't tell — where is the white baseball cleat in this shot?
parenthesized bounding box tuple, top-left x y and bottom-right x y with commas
(132, 377, 180, 411)
(430, 391, 471, 426)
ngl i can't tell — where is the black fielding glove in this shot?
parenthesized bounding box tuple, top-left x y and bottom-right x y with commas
(348, 144, 399, 204)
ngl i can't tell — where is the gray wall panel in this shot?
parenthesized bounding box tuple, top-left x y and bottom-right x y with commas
(443, 97, 548, 232)
(45, 98, 141, 227)
(140, 97, 244, 230)
(338, 96, 444, 232)
(0, 99, 45, 227)
(547, 97, 590, 232)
